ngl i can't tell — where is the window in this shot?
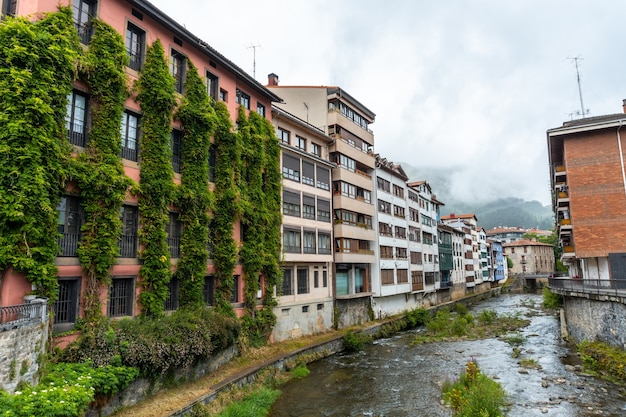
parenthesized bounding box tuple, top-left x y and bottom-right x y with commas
(282, 269, 293, 296)
(108, 277, 134, 317)
(393, 184, 404, 198)
(256, 102, 266, 117)
(411, 251, 422, 265)
(236, 88, 250, 109)
(295, 135, 306, 150)
(303, 231, 316, 254)
(339, 154, 355, 171)
(378, 200, 391, 214)
(230, 275, 240, 303)
(2, 0, 17, 17)
(323, 270, 328, 287)
(118, 205, 138, 257)
(283, 190, 300, 217)
(341, 182, 356, 198)
(394, 205, 405, 218)
(318, 233, 331, 254)
(409, 226, 420, 242)
(203, 276, 215, 305)
(412, 271, 424, 291)
(397, 269, 408, 283)
(277, 127, 290, 144)
(377, 177, 391, 193)
(120, 111, 139, 161)
(170, 49, 186, 93)
(297, 268, 309, 294)
(171, 129, 182, 173)
(302, 195, 316, 219)
(409, 208, 419, 222)
(317, 199, 331, 222)
(57, 196, 83, 257)
(66, 91, 88, 147)
(302, 161, 315, 186)
(164, 276, 179, 311)
(397, 247, 407, 259)
(126, 22, 145, 71)
(282, 153, 300, 182)
(167, 212, 182, 258)
(206, 71, 218, 101)
(219, 89, 227, 102)
(314, 270, 319, 288)
(208, 142, 216, 182)
(311, 143, 321, 157)
(379, 223, 393, 237)
(283, 229, 301, 253)
(356, 188, 371, 203)
(53, 278, 80, 330)
(395, 226, 407, 239)
(335, 238, 351, 253)
(380, 246, 393, 259)
(316, 166, 330, 190)
(381, 269, 394, 285)
(73, 0, 96, 44)
(336, 269, 349, 296)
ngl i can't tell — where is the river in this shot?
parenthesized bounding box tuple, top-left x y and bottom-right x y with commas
(269, 293, 626, 416)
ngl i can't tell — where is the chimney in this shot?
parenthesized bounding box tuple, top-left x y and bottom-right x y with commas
(622, 99, 626, 114)
(268, 73, 279, 86)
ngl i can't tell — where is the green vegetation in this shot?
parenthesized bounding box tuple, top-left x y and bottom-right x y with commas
(0, 7, 78, 300)
(413, 309, 530, 344)
(518, 358, 541, 369)
(174, 60, 215, 308)
(403, 307, 430, 328)
(136, 39, 177, 317)
(290, 362, 310, 379)
(442, 361, 508, 417)
(578, 340, 626, 383)
(541, 287, 563, 309)
(0, 361, 138, 417)
(62, 306, 239, 376)
(214, 387, 281, 417)
(343, 330, 373, 352)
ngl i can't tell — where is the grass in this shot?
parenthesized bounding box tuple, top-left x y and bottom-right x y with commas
(578, 340, 626, 383)
(413, 309, 530, 345)
(542, 288, 563, 310)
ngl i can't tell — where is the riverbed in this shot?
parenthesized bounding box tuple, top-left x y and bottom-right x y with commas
(269, 293, 626, 416)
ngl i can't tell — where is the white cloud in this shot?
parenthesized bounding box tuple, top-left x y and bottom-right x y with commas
(150, 0, 626, 206)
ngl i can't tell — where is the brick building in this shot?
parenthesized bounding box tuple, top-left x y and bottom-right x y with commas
(502, 239, 554, 275)
(547, 102, 626, 281)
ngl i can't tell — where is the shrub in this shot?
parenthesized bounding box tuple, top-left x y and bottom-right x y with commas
(542, 288, 563, 309)
(578, 340, 626, 382)
(404, 308, 430, 328)
(290, 363, 310, 379)
(442, 361, 507, 417)
(477, 309, 497, 325)
(343, 331, 372, 352)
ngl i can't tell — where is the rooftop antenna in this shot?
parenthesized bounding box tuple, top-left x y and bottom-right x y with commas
(567, 55, 590, 118)
(247, 43, 261, 79)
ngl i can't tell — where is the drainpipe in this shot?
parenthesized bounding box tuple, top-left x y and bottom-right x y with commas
(618, 121, 626, 196)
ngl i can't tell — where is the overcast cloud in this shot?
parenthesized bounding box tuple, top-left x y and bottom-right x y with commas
(149, 0, 625, 206)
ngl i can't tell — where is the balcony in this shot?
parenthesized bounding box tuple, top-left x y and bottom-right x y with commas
(561, 245, 575, 259)
(0, 299, 48, 331)
(549, 277, 626, 298)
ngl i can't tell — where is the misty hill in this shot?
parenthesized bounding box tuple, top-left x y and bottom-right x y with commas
(399, 163, 554, 230)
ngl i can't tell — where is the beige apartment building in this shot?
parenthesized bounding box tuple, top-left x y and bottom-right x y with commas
(272, 106, 335, 341)
(267, 74, 376, 327)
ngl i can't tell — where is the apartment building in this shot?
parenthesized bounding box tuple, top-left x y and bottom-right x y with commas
(406, 181, 441, 305)
(272, 106, 334, 340)
(547, 103, 626, 281)
(489, 240, 507, 283)
(503, 239, 555, 275)
(267, 75, 376, 327)
(2, 0, 282, 331)
(437, 224, 454, 302)
(440, 213, 483, 292)
(371, 156, 410, 317)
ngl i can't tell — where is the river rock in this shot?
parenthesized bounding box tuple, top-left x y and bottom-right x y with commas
(565, 364, 576, 371)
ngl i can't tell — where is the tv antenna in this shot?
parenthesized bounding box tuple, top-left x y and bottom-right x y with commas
(247, 43, 261, 79)
(567, 55, 589, 118)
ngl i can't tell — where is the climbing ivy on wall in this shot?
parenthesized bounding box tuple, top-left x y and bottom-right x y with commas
(211, 102, 240, 316)
(174, 61, 216, 308)
(71, 19, 133, 327)
(238, 109, 282, 345)
(135, 40, 176, 317)
(0, 8, 78, 300)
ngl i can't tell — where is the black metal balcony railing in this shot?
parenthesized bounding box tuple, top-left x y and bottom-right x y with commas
(58, 233, 80, 257)
(168, 237, 181, 259)
(68, 128, 87, 147)
(549, 277, 626, 296)
(117, 234, 137, 258)
(0, 302, 47, 331)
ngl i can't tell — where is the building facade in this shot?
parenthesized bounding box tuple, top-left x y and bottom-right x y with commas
(503, 239, 555, 275)
(267, 75, 377, 327)
(547, 104, 626, 281)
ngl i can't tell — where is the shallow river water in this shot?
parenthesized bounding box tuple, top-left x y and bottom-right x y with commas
(269, 293, 626, 417)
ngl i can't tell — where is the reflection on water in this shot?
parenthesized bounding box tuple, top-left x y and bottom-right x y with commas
(270, 294, 626, 417)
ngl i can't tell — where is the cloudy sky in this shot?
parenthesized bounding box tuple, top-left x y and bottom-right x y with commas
(150, 0, 625, 206)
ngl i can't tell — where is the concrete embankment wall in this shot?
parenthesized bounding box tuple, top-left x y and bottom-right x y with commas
(562, 296, 626, 348)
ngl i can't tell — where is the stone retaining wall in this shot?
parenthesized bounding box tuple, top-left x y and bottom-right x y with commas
(563, 295, 626, 348)
(0, 319, 48, 393)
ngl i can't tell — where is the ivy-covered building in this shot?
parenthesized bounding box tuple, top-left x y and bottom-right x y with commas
(1, 0, 283, 342)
